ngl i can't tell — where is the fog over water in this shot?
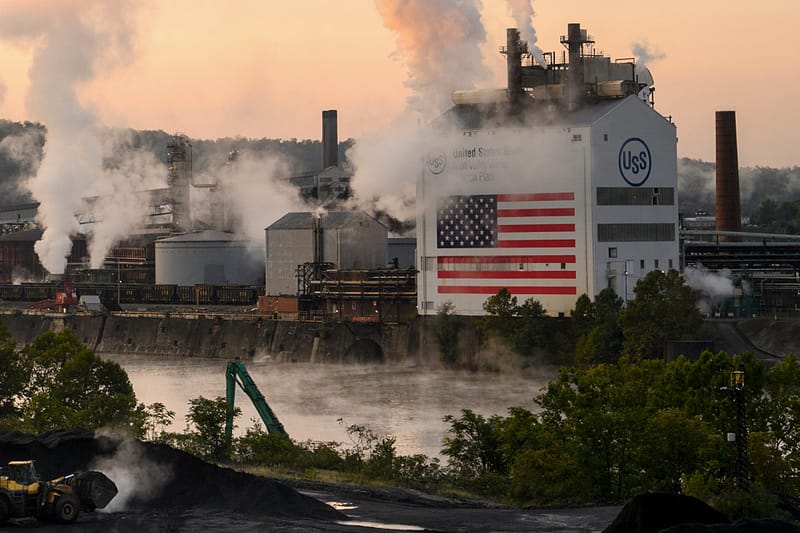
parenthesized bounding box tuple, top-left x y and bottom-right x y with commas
(105, 354, 554, 459)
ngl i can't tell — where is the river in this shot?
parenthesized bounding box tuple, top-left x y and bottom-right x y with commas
(104, 354, 555, 459)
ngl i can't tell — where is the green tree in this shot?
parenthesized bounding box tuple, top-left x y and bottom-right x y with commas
(478, 288, 517, 340)
(434, 301, 462, 365)
(4, 329, 141, 434)
(619, 270, 702, 359)
(442, 409, 508, 479)
(573, 289, 624, 365)
(142, 402, 176, 442)
(511, 298, 548, 355)
(0, 321, 24, 419)
(183, 396, 240, 461)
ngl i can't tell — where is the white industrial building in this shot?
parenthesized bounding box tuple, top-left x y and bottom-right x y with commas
(417, 24, 679, 317)
(265, 211, 388, 296)
(155, 230, 263, 285)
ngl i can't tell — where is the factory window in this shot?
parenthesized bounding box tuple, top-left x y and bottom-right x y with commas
(640, 259, 645, 269)
(597, 223, 675, 242)
(603, 134, 608, 142)
(655, 259, 660, 269)
(597, 187, 674, 206)
(608, 247, 618, 258)
(561, 262, 566, 270)
(572, 134, 582, 142)
(669, 259, 674, 269)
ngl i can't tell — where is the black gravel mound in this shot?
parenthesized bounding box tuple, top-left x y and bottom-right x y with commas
(661, 519, 800, 532)
(603, 492, 730, 533)
(0, 430, 344, 521)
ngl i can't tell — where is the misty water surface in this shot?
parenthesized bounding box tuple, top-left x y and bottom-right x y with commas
(104, 354, 554, 459)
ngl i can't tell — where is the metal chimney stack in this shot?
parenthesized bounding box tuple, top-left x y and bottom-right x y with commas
(322, 110, 338, 169)
(506, 28, 523, 115)
(566, 23, 585, 111)
(715, 110, 742, 241)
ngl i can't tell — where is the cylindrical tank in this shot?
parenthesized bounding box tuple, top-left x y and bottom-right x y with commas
(715, 110, 742, 241)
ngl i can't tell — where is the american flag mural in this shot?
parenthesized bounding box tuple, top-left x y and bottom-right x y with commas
(435, 192, 578, 296)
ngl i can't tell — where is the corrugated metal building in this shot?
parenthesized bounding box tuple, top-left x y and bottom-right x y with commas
(417, 24, 678, 316)
(155, 230, 263, 285)
(265, 211, 387, 296)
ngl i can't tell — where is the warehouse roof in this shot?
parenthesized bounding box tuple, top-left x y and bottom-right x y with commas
(157, 230, 238, 243)
(268, 211, 382, 231)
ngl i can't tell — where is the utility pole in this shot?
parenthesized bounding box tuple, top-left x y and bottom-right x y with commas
(721, 369, 748, 490)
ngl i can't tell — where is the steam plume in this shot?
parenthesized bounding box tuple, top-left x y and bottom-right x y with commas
(374, 0, 491, 120)
(505, 0, 548, 67)
(0, 1, 143, 274)
(632, 41, 666, 73)
(683, 265, 734, 315)
(90, 438, 172, 512)
(353, 1, 491, 227)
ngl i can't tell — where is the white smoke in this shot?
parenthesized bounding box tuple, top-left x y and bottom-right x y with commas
(0, 1, 144, 274)
(90, 438, 173, 512)
(505, 0, 548, 67)
(683, 265, 735, 315)
(353, 1, 492, 227)
(632, 41, 666, 73)
(86, 130, 167, 268)
(213, 151, 303, 250)
(347, 115, 422, 227)
(0, 81, 6, 106)
(374, 0, 492, 120)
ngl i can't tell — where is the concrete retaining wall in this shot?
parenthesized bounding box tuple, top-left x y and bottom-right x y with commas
(0, 310, 417, 362)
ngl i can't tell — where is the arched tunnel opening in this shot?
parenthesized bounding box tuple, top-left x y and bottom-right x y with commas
(341, 338, 384, 364)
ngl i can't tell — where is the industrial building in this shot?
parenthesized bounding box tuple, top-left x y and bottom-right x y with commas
(155, 230, 263, 286)
(265, 211, 388, 296)
(417, 24, 678, 316)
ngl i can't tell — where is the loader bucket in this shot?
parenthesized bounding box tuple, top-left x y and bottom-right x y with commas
(67, 471, 118, 510)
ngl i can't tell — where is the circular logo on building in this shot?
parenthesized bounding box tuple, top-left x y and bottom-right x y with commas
(618, 137, 652, 186)
(426, 151, 447, 175)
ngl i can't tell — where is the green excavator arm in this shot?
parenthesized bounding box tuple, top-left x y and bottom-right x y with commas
(224, 360, 287, 452)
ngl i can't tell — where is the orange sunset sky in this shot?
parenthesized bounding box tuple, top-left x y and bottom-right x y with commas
(0, 0, 797, 167)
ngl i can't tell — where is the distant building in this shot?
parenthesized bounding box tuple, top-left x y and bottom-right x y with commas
(265, 211, 387, 296)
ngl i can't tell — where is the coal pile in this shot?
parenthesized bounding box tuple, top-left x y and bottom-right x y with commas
(603, 493, 730, 533)
(0, 430, 344, 521)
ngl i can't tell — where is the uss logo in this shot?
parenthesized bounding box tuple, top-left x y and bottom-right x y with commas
(618, 137, 652, 186)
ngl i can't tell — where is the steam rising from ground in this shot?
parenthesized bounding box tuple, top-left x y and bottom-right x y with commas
(684, 265, 735, 315)
(0, 1, 144, 274)
(90, 437, 172, 512)
(506, 0, 547, 67)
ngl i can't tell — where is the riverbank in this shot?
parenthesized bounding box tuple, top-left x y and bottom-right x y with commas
(1, 306, 798, 365)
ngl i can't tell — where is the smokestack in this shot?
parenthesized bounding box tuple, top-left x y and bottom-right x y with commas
(322, 110, 338, 169)
(715, 110, 742, 241)
(566, 23, 585, 111)
(506, 28, 523, 115)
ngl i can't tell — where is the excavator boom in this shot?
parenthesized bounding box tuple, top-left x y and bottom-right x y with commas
(224, 360, 287, 451)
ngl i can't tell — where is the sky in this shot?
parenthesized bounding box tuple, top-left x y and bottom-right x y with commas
(0, 0, 797, 168)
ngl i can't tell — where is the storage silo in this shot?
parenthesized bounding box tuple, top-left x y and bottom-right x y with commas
(155, 230, 263, 285)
